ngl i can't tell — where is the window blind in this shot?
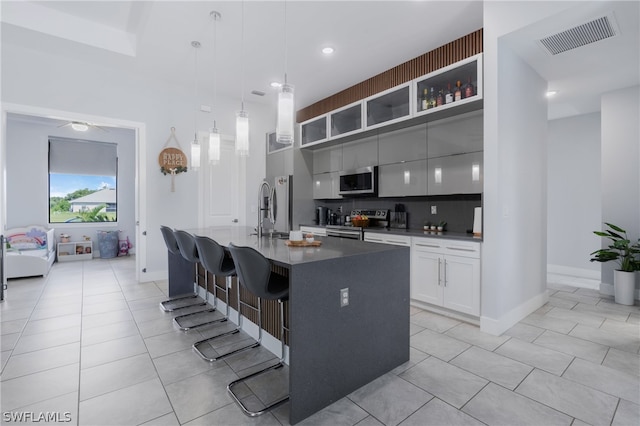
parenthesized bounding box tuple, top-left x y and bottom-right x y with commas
(49, 137, 117, 176)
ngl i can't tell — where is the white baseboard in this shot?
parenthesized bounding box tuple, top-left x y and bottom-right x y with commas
(480, 290, 549, 336)
(547, 264, 600, 290)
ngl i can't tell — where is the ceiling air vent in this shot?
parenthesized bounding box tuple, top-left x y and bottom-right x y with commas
(538, 14, 619, 55)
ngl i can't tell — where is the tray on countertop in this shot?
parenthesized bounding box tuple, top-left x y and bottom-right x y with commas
(284, 240, 322, 247)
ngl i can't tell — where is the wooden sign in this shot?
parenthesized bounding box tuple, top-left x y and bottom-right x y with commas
(158, 147, 188, 175)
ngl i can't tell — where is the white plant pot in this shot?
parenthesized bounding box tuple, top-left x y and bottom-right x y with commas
(614, 270, 636, 306)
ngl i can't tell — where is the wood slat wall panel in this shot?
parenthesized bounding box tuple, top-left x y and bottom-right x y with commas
(297, 29, 483, 123)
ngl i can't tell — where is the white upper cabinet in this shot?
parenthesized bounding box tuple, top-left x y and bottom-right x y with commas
(342, 135, 378, 171)
(427, 151, 483, 195)
(378, 159, 428, 197)
(365, 84, 412, 130)
(300, 115, 328, 147)
(267, 131, 293, 154)
(378, 124, 427, 165)
(427, 110, 483, 158)
(312, 145, 342, 174)
(414, 54, 483, 118)
(330, 102, 363, 139)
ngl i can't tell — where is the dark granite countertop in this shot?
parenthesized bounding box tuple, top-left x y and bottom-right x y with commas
(186, 226, 408, 267)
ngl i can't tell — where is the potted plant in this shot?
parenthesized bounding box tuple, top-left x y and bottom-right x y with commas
(590, 223, 640, 305)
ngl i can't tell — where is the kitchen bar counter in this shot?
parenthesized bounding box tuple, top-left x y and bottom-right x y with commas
(185, 226, 410, 424)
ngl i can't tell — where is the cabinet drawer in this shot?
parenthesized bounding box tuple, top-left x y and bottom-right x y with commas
(300, 226, 327, 237)
(364, 232, 411, 246)
(442, 241, 481, 258)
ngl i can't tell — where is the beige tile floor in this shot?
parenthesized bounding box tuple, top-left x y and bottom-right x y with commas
(1, 257, 639, 425)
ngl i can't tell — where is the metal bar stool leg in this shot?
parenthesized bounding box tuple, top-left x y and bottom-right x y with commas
(173, 264, 226, 331)
(227, 298, 289, 416)
(193, 276, 259, 361)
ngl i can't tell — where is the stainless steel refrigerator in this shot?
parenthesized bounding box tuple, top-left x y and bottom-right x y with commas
(259, 175, 293, 233)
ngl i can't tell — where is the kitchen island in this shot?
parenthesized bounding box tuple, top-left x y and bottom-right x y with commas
(187, 226, 410, 424)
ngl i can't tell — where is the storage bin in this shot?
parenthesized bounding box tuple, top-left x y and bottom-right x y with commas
(96, 231, 119, 259)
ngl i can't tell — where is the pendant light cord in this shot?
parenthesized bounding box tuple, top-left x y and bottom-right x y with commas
(212, 13, 218, 128)
(240, 0, 245, 110)
(284, 0, 288, 85)
(193, 42, 199, 139)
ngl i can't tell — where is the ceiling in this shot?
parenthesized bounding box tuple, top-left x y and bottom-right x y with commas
(1, 1, 638, 120)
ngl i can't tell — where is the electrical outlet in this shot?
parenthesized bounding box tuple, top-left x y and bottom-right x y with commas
(340, 288, 349, 307)
(431, 205, 437, 214)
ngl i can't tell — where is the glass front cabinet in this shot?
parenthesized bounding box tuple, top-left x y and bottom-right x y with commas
(414, 54, 483, 117)
(330, 102, 362, 138)
(365, 83, 411, 130)
(300, 115, 328, 147)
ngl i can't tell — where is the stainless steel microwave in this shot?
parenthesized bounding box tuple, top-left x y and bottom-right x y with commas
(339, 166, 378, 196)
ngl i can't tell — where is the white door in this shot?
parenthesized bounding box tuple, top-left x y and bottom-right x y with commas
(200, 133, 241, 227)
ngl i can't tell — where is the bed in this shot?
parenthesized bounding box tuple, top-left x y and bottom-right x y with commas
(5, 226, 56, 279)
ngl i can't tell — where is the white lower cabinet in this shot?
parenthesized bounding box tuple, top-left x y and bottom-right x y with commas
(411, 237, 480, 316)
(300, 226, 327, 237)
(363, 232, 411, 246)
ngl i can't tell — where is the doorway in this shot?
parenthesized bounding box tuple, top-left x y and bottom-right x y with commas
(0, 103, 147, 282)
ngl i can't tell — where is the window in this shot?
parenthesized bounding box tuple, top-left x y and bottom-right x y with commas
(48, 137, 118, 223)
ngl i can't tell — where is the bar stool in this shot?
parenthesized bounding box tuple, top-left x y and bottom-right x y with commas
(192, 236, 260, 361)
(172, 230, 226, 331)
(226, 243, 290, 417)
(159, 226, 205, 312)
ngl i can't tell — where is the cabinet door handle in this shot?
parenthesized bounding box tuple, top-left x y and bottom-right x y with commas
(437, 258, 441, 286)
(388, 240, 408, 245)
(415, 243, 440, 248)
(367, 238, 383, 242)
(447, 246, 477, 252)
(443, 259, 447, 287)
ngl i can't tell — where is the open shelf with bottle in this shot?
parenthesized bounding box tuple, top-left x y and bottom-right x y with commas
(414, 54, 482, 117)
(57, 241, 93, 262)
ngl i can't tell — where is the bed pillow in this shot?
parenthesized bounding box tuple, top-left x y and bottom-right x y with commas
(7, 228, 48, 251)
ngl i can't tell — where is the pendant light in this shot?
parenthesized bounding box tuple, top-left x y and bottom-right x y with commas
(190, 40, 201, 170)
(276, 0, 294, 145)
(209, 11, 221, 165)
(235, 0, 249, 157)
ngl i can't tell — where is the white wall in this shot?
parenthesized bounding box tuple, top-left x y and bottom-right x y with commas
(5, 115, 136, 255)
(482, 1, 572, 335)
(1, 37, 273, 280)
(600, 85, 640, 296)
(547, 112, 601, 279)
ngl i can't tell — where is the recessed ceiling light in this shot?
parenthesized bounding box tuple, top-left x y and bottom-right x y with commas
(271, 82, 282, 88)
(71, 122, 89, 131)
(546, 90, 558, 97)
(322, 47, 334, 55)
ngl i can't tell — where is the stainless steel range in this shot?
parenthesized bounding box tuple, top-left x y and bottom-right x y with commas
(326, 209, 389, 240)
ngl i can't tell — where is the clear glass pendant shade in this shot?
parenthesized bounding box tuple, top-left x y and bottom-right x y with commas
(209, 127, 220, 164)
(235, 110, 249, 157)
(276, 83, 294, 144)
(191, 134, 201, 170)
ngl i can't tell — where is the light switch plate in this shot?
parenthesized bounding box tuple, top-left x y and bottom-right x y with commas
(431, 206, 437, 214)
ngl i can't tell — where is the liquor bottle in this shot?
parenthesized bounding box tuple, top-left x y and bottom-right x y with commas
(436, 89, 443, 107)
(464, 76, 475, 98)
(454, 81, 462, 102)
(428, 87, 437, 109)
(421, 88, 429, 111)
(444, 82, 453, 104)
